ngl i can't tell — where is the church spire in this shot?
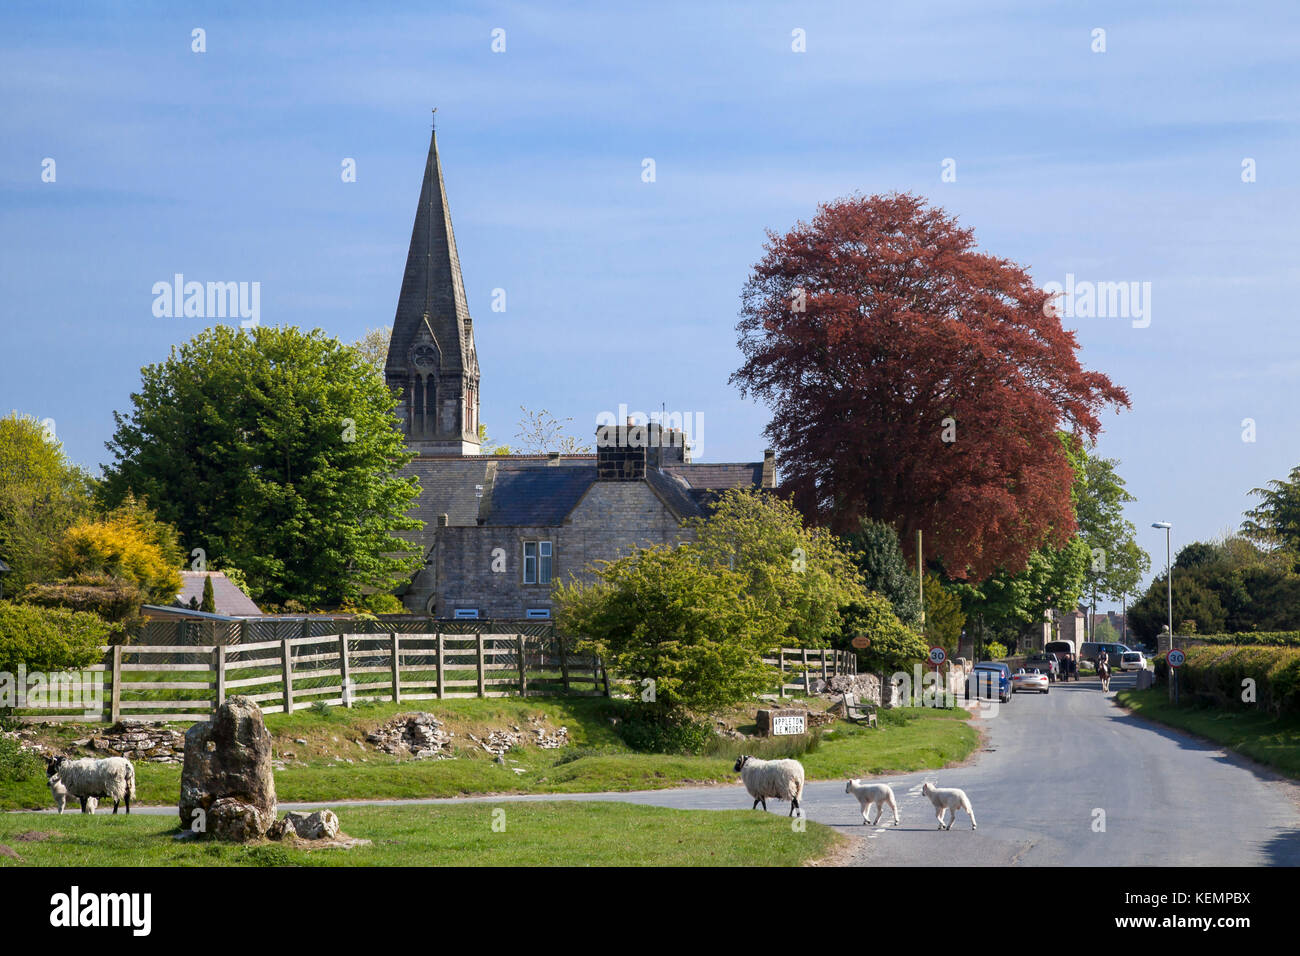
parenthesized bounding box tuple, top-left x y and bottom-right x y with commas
(386, 119, 481, 456)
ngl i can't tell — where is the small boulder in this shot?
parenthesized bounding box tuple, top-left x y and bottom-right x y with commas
(209, 798, 267, 842)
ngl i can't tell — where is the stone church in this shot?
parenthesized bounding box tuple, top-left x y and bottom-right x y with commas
(386, 126, 773, 619)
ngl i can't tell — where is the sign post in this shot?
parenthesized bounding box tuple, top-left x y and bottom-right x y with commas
(1167, 648, 1185, 706)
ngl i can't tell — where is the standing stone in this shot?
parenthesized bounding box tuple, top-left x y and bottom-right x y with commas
(179, 695, 277, 839)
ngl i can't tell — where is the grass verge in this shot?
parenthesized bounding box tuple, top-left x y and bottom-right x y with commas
(3, 698, 978, 810)
(0, 801, 841, 867)
(1115, 687, 1300, 778)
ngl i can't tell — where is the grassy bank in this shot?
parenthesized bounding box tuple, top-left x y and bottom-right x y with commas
(0, 801, 842, 867)
(1115, 688, 1300, 778)
(3, 697, 978, 810)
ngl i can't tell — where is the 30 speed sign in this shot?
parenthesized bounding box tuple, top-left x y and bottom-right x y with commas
(928, 646, 947, 666)
(1168, 649, 1186, 668)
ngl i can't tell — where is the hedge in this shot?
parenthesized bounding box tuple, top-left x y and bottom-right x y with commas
(1190, 632, 1300, 647)
(0, 601, 113, 674)
(1174, 644, 1300, 716)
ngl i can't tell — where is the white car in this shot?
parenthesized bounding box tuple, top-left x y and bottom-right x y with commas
(1119, 651, 1146, 671)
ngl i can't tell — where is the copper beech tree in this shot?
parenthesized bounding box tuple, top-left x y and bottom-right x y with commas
(732, 193, 1130, 580)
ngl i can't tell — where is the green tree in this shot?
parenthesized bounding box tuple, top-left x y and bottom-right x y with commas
(200, 575, 216, 613)
(101, 325, 422, 607)
(1241, 465, 1300, 567)
(477, 423, 512, 456)
(841, 517, 922, 625)
(685, 488, 866, 648)
(1069, 441, 1150, 638)
(0, 413, 96, 593)
(553, 544, 776, 714)
(841, 591, 929, 674)
(351, 327, 390, 378)
(922, 572, 966, 656)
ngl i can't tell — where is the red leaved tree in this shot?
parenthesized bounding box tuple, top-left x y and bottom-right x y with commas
(731, 193, 1130, 580)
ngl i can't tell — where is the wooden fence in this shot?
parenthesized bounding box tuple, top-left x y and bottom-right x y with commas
(16, 631, 608, 724)
(762, 647, 857, 698)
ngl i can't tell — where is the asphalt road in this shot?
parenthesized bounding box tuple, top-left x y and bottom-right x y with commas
(25, 672, 1300, 866)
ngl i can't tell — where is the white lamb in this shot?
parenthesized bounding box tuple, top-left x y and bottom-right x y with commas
(845, 779, 899, 826)
(734, 755, 805, 816)
(921, 780, 976, 830)
(46, 755, 135, 815)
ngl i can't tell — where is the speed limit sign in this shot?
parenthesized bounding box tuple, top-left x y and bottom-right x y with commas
(1168, 649, 1186, 668)
(928, 646, 947, 666)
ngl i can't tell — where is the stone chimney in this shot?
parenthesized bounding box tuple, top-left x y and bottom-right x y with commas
(761, 449, 776, 488)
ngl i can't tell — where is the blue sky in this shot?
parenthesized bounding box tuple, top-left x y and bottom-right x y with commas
(2, 1, 1298, 605)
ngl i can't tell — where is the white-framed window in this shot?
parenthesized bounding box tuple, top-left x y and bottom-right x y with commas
(525, 608, 551, 620)
(523, 541, 553, 585)
(453, 608, 480, 620)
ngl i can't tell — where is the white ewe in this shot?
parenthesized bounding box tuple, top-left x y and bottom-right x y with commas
(845, 779, 899, 826)
(46, 755, 135, 815)
(734, 755, 805, 816)
(921, 780, 976, 830)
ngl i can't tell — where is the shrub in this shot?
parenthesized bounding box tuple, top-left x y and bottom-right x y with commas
(20, 573, 144, 623)
(1192, 631, 1300, 647)
(1177, 644, 1300, 716)
(614, 711, 715, 755)
(363, 593, 405, 614)
(54, 503, 181, 605)
(0, 734, 43, 783)
(986, 641, 1008, 660)
(0, 601, 111, 673)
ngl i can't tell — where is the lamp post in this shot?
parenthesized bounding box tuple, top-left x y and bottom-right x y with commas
(1151, 522, 1172, 647)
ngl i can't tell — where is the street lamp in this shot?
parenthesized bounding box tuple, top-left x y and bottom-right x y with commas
(1151, 522, 1172, 647)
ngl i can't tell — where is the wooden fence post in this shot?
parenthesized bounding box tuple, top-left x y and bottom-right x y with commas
(281, 638, 294, 714)
(801, 647, 809, 694)
(779, 648, 785, 698)
(821, 649, 829, 684)
(339, 633, 352, 707)
(214, 645, 226, 711)
(559, 634, 570, 694)
(390, 632, 401, 704)
(436, 632, 444, 699)
(110, 645, 122, 723)
(517, 633, 527, 696)
(476, 633, 486, 697)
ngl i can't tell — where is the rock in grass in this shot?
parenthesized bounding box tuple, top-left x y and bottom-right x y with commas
(179, 695, 277, 841)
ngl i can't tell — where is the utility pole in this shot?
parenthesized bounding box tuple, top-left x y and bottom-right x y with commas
(917, 529, 925, 628)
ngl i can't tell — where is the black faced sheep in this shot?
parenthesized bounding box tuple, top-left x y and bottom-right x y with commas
(734, 755, 805, 816)
(46, 755, 135, 815)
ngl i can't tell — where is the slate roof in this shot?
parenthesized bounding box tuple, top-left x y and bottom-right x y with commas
(484, 462, 598, 525)
(662, 463, 764, 489)
(175, 572, 263, 616)
(402, 455, 767, 539)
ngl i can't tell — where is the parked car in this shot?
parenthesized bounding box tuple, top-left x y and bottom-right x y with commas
(968, 661, 1012, 703)
(1011, 668, 1050, 694)
(1119, 650, 1147, 671)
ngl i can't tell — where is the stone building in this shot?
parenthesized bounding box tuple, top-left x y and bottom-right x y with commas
(386, 126, 773, 618)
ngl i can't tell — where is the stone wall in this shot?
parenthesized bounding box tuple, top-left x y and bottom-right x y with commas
(407, 479, 690, 619)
